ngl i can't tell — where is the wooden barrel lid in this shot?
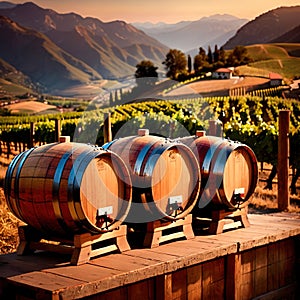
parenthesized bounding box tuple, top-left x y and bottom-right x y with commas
(78, 151, 132, 232)
(150, 145, 200, 218)
(221, 145, 258, 208)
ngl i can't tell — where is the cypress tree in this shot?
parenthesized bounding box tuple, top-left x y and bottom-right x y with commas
(213, 45, 220, 63)
(188, 54, 192, 73)
(207, 46, 213, 64)
(219, 47, 226, 64)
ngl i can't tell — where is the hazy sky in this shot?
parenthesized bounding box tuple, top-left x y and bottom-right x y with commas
(7, 0, 300, 23)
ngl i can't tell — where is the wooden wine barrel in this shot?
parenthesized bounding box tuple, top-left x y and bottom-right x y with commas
(178, 134, 258, 210)
(4, 142, 132, 237)
(103, 131, 201, 222)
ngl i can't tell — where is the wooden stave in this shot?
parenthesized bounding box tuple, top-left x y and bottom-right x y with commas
(4, 142, 132, 236)
(178, 135, 258, 209)
(104, 135, 201, 222)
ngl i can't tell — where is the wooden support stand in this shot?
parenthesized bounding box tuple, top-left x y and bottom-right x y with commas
(17, 225, 130, 265)
(193, 207, 250, 235)
(143, 214, 194, 248)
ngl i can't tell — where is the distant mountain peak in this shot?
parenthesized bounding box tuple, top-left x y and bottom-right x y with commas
(15, 1, 48, 13)
(133, 15, 248, 53)
(0, 1, 16, 9)
(200, 14, 242, 21)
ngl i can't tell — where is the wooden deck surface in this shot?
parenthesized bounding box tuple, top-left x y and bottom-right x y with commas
(1, 213, 300, 299)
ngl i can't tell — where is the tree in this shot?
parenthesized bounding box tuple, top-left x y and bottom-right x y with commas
(163, 49, 187, 80)
(227, 46, 252, 66)
(199, 47, 207, 61)
(193, 55, 202, 73)
(213, 45, 219, 63)
(135, 60, 158, 87)
(193, 47, 209, 73)
(187, 54, 192, 73)
(207, 46, 213, 64)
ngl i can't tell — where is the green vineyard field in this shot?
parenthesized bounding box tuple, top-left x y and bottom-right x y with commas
(1, 94, 300, 168)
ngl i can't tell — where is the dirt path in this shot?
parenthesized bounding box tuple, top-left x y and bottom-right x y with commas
(165, 77, 270, 97)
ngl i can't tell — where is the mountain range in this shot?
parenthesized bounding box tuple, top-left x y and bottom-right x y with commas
(0, 2, 300, 95)
(0, 15, 104, 92)
(0, 2, 168, 93)
(133, 14, 248, 54)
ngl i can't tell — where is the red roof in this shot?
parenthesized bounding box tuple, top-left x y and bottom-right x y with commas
(269, 72, 283, 80)
(215, 68, 232, 73)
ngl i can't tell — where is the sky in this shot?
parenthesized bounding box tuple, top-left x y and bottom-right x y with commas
(6, 0, 300, 23)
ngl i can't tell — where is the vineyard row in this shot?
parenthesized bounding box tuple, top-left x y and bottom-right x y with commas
(1, 95, 300, 168)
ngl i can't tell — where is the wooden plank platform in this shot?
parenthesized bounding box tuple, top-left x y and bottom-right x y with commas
(1, 213, 300, 300)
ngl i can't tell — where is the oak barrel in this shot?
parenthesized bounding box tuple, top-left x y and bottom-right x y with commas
(178, 134, 258, 210)
(103, 131, 201, 223)
(4, 142, 132, 236)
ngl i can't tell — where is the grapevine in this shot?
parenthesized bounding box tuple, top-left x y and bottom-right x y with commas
(1, 95, 300, 169)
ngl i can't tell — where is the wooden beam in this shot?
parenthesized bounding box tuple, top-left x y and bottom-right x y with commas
(278, 110, 290, 211)
(54, 119, 60, 143)
(29, 122, 35, 148)
(103, 112, 112, 144)
(156, 274, 172, 300)
(208, 119, 223, 137)
(226, 253, 241, 299)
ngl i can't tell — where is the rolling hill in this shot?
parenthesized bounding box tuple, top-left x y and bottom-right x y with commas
(235, 44, 300, 80)
(0, 58, 34, 88)
(5, 100, 59, 115)
(0, 58, 35, 97)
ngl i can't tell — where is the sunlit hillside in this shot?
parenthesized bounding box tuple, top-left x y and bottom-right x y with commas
(235, 43, 300, 80)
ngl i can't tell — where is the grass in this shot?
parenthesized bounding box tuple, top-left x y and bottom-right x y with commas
(246, 43, 300, 60)
(249, 164, 300, 214)
(0, 188, 20, 254)
(234, 66, 271, 78)
(5, 100, 58, 115)
(235, 57, 300, 83)
(249, 58, 300, 79)
(239, 43, 300, 81)
(249, 186, 300, 214)
(277, 43, 300, 57)
(245, 44, 289, 61)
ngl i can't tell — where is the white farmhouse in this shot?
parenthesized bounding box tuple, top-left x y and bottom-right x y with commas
(212, 68, 233, 79)
(269, 72, 283, 86)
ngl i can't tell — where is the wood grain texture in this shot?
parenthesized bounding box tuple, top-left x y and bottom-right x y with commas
(5, 142, 132, 236)
(1, 213, 299, 299)
(107, 135, 201, 221)
(178, 135, 258, 210)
